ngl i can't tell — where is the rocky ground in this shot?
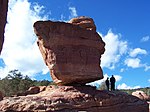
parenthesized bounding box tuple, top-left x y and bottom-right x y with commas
(0, 85, 149, 112)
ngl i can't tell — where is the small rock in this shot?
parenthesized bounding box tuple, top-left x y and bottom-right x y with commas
(26, 86, 40, 95)
(132, 90, 150, 101)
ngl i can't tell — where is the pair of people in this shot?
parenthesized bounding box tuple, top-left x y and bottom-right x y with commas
(105, 75, 116, 91)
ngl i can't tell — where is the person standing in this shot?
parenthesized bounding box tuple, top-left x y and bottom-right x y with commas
(105, 77, 109, 91)
(110, 75, 116, 91)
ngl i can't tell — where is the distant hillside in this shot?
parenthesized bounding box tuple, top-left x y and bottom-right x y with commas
(119, 87, 150, 96)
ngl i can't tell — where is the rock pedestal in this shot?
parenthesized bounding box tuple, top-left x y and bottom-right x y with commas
(33, 16, 105, 85)
(0, 0, 8, 54)
(0, 86, 148, 112)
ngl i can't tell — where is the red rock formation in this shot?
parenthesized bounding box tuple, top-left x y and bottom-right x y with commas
(26, 86, 40, 94)
(0, 0, 8, 54)
(68, 16, 96, 31)
(0, 86, 148, 112)
(132, 90, 150, 101)
(17, 86, 47, 96)
(33, 17, 105, 85)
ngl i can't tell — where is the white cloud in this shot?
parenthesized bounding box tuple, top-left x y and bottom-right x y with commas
(120, 68, 125, 72)
(69, 7, 78, 19)
(88, 74, 109, 87)
(100, 30, 149, 72)
(125, 48, 149, 70)
(124, 58, 141, 68)
(0, 67, 10, 79)
(88, 74, 122, 87)
(129, 48, 147, 57)
(144, 65, 150, 71)
(114, 75, 122, 81)
(119, 41, 128, 55)
(60, 14, 66, 21)
(140, 36, 149, 42)
(32, 2, 44, 14)
(124, 57, 150, 71)
(101, 30, 128, 69)
(0, 0, 49, 78)
(148, 79, 150, 83)
(117, 83, 140, 89)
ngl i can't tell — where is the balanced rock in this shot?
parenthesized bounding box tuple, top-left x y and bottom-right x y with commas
(33, 16, 105, 85)
(0, 0, 8, 54)
(0, 86, 148, 112)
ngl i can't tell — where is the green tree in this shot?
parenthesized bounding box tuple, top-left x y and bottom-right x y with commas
(18, 75, 33, 93)
(0, 69, 54, 96)
(0, 77, 12, 96)
(0, 70, 33, 96)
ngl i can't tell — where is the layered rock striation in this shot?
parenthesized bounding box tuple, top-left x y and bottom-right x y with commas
(0, 0, 8, 54)
(0, 85, 148, 112)
(34, 16, 105, 85)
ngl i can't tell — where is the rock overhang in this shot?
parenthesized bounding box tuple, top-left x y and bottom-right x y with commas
(33, 16, 105, 85)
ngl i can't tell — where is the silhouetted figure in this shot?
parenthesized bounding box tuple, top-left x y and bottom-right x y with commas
(105, 77, 109, 91)
(110, 75, 116, 91)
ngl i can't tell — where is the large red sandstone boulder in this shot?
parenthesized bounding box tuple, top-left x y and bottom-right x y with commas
(0, 86, 148, 112)
(33, 17, 105, 85)
(0, 0, 8, 53)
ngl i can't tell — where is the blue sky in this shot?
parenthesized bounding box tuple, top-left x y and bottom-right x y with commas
(0, 0, 150, 89)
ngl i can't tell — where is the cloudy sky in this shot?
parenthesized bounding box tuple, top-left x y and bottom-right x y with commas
(0, 0, 150, 89)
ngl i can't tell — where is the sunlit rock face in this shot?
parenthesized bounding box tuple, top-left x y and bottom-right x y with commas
(33, 16, 105, 85)
(0, 86, 149, 112)
(0, 0, 8, 54)
(68, 16, 96, 31)
(132, 90, 150, 101)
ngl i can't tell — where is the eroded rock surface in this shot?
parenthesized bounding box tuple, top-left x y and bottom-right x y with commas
(68, 16, 96, 31)
(132, 90, 150, 101)
(0, 0, 8, 53)
(0, 86, 148, 112)
(33, 17, 105, 85)
(17, 86, 47, 96)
